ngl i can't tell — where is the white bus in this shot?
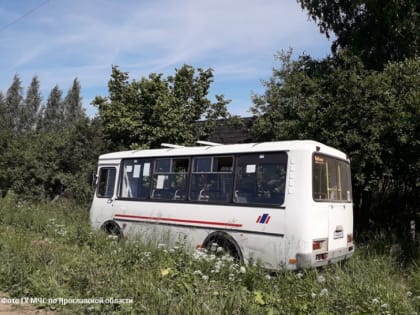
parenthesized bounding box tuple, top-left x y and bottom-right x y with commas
(90, 140, 354, 269)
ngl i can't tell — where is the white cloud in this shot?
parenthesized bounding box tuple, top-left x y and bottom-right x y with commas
(0, 0, 330, 116)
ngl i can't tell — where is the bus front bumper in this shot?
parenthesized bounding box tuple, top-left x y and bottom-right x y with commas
(296, 245, 355, 269)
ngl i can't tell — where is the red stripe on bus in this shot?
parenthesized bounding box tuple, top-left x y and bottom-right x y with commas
(114, 214, 243, 228)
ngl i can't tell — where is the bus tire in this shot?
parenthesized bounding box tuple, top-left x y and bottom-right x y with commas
(101, 220, 123, 239)
(203, 232, 243, 263)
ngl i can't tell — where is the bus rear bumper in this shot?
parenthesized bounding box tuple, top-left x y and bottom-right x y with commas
(296, 245, 355, 269)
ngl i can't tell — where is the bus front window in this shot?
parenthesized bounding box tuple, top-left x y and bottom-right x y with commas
(97, 167, 116, 198)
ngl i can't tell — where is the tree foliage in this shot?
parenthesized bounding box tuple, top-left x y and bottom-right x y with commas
(4, 74, 24, 131)
(38, 85, 64, 132)
(63, 78, 85, 127)
(298, 0, 419, 69)
(0, 92, 5, 131)
(0, 76, 102, 202)
(251, 51, 420, 233)
(93, 65, 231, 150)
(22, 76, 42, 132)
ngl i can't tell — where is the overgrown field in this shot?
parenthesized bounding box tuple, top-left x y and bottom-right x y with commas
(0, 195, 419, 314)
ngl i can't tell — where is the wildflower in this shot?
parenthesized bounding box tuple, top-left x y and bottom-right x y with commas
(107, 234, 118, 240)
(192, 249, 206, 260)
(380, 303, 389, 309)
(317, 275, 326, 283)
(157, 243, 166, 249)
(216, 246, 224, 254)
(372, 298, 379, 304)
(254, 291, 265, 305)
(207, 254, 216, 261)
(406, 291, 413, 298)
(56, 229, 67, 237)
(320, 288, 328, 296)
(212, 261, 223, 273)
(265, 274, 272, 280)
(228, 273, 235, 281)
(214, 260, 224, 269)
(311, 292, 316, 299)
(239, 266, 246, 273)
(296, 272, 303, 279)
(202, 275, 209, 281)
(160, 268, 171, 276)
(193, 270, 203, 276)
(222, 255, 234, 262)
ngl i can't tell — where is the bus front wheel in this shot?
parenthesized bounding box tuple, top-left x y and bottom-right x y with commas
(101, 220, 123, 239)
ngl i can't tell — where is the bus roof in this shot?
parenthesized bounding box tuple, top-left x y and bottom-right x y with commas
(98, 140, 348, 162)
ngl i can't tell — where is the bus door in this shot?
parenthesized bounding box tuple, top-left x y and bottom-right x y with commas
(328, 203, 349, 251)
(90, 165, 119, 225)
(313, 154, 352, 251)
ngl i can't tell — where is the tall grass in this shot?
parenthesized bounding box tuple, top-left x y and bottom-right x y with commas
(0, 194, 419, 314)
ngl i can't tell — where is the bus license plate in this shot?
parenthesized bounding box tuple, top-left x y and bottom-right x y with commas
(334, 231, 344, 239)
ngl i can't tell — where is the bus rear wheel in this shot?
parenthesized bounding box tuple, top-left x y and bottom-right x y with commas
(203, 232, 242, 263)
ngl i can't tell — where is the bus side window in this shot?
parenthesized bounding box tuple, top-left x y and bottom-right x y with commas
(234, 153, 287, 206)
(190, 156, 233, 203)
(152, 158, 189, 200)
(97, 167, 116, 198)
(120, 159, 151, 199)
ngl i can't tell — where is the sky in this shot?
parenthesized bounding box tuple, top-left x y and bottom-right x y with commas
(0, 0, 332, 117)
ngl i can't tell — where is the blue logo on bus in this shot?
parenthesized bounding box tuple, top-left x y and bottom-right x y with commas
(256, 213, 271, 224)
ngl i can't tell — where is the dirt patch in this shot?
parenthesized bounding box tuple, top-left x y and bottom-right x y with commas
(0, 292, 56, 315)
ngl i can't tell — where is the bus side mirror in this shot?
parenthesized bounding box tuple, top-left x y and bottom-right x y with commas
(91, 171, 98, 189)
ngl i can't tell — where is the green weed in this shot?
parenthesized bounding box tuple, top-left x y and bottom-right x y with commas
(0, 194, 419, 314)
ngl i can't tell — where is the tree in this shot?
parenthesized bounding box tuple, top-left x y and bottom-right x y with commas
(374, 58, 420, 233)
(4, 74, 24, 131)
(298, 0, 419, 69)
(63, 78, 86, 127)
(22, 76, 42, 132)
(0, 75, 103, 202)
(93, 65, 231, 150)
(0, 92, 6, 130)
(39, 85, 64, 132)
(251, 50, 420, 233)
